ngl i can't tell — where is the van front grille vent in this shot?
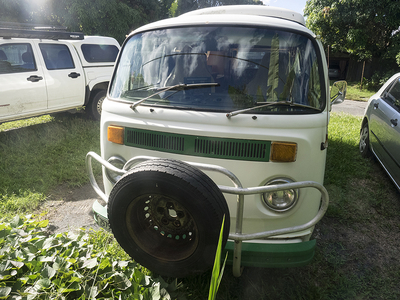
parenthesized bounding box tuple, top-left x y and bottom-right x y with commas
(126, 129, 185, 152)
(194, 139, 268, 160)
(125, 128, 270, 162)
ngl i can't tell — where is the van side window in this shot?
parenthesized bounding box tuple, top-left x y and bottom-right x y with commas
(39, 44, 75, 70)
(0, 43, 36, 74)
(81, 44, 119, 63)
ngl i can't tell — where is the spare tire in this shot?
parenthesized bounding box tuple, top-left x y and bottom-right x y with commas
(108, 159, 230, 278)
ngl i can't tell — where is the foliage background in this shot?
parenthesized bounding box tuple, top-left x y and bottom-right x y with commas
(2, 0, 399, 79)
(304, 0, 400, 83)
(0, 0, 262, 44)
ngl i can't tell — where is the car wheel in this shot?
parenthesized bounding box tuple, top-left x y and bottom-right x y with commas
(359, 122, 370, 158)
(107, 159, 230, 278)
(87, 90, 106, 120)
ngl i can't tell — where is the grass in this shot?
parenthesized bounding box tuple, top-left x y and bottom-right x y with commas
(0, 112, 101, 219)
(1, 111, 400, 299)
(182, 113, 400, 299)
(344, 81, 376, 101)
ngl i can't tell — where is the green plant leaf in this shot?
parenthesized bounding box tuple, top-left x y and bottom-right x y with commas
(10, 260, 24, 269)
(10, 215, 23, 228)
(208, 215, 227, 300)
(35, 278, 52, 290)
(28, 273, 40, 280)
(41, 265, 56, 279)
(59, 281, 81, 293)
(22, 244, 39, 255)
(81, 258, 98, 269)
(38, 220, 49, 228)
(87, 285, 99, 299)
(98, 257, 111, 270)
(113, 272, 132, 290)
(42, 237, 56, 250)
(0, 286, 11, 298)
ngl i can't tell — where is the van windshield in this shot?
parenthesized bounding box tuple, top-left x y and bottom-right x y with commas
(110, 26, 324, 114)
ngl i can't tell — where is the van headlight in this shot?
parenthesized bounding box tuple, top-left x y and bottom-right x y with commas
(105, 156, 126, 184)
(262, 178, 299, 212)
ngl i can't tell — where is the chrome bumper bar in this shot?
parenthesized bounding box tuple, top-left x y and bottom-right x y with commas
(86, 152, 329, 277)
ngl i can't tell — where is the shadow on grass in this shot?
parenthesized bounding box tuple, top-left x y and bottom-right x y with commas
(0, 113, 100, 217)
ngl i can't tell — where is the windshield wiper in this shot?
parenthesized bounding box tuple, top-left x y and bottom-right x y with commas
(130, 82, 219, 109)
(130, 84, 155, 91)
(226, 101, 322, 118)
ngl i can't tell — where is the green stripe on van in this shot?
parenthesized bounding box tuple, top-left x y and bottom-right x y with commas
(125, 128, 271, 162)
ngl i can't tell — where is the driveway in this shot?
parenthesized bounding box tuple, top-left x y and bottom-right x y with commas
(331, 100, 367, 116)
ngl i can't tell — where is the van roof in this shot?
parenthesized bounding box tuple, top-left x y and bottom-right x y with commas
(180, 5, 305, 26)
(129, 5, 309, 37)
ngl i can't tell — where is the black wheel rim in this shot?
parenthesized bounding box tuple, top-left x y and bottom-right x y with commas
(125, 193, 199, 262)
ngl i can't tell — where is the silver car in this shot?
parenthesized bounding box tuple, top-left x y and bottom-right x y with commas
(359, 73, 400, 190)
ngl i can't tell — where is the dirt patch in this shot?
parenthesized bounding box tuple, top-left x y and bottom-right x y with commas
(39, 182, 102, 234)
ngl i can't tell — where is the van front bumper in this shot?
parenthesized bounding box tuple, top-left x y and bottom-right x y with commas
(86, 152, 328, 276)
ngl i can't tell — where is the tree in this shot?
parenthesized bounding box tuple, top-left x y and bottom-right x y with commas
(173, 0, 263, 16)
(304, 0, 400, 66)
(0, 0, 175, 44)
(49, 0, 146, 43)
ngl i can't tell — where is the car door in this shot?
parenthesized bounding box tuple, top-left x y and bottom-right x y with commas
(0, 41, 47, 122)
(38, 42, 85, 110)
(385, 108, 400, 187)
(369, 76, 400, 186)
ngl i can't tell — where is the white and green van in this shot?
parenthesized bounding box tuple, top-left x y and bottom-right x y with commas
(86, 5, 346, 278)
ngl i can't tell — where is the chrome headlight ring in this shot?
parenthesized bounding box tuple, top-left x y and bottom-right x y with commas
(105, 156, 127, 184)
(262, 178, 299, 212)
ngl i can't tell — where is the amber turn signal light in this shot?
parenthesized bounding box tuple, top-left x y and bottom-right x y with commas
(108, 126, 124, 145)
(270, 142, 297, 162)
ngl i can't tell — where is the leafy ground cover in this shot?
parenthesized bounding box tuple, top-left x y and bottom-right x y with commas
(0, 215, 179, 299)
(1, 111, 400, 299)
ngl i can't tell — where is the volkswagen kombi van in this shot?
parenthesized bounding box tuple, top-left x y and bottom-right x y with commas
(86, 5, 345, 278)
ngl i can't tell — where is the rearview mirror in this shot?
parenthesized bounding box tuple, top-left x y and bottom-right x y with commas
(331, 81, 347, 104)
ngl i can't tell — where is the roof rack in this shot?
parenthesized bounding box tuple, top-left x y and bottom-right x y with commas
(0, 22, 84, 40)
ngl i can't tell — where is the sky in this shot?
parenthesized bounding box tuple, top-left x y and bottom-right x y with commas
(261, 0, 308, 15)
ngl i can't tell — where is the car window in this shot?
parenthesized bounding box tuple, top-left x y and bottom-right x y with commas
(81, 44, 119, 62)
(385, 77, 400, 110)
(39, 43, 75, 70)
(0, 43, 36, 74)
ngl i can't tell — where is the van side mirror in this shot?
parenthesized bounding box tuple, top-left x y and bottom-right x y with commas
(331, 81, 347, 104)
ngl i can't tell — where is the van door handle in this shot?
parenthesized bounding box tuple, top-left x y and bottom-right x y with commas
(391, 119, 398, 127)
(68, 72, 80, 78)
(27, 75, 43, 82)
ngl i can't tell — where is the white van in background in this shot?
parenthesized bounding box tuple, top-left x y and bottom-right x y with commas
(0, 23, 120, 122)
